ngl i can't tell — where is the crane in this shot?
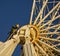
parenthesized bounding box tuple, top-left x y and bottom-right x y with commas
(0, 0, 60, 56)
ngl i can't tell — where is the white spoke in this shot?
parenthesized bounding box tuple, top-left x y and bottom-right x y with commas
(40, 32, 60, 35)
(39, 8, 60, 29)
(46, 5, 51, 19)
(47, 1, 60, 3)
(42, 15, 60, 30)
(35, 46, 39, 55)
(38, 36, 60, 42)
(57, 36, 60, 39)
(36, 39, 60, 53)
(55, 15, 60, 19)
(37, 2, 60, 27)
(33, 0, 48, 25)
(34, 42, 48, 56)
(53, 43, 60, 47)
(40, 24, 60, 32)
(30, 0, 36, 25)
(54, 26, 60, 32)
(48, 15, 60, 28)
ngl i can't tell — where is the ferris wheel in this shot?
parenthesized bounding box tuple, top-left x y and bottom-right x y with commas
(0, 0, 60, 56)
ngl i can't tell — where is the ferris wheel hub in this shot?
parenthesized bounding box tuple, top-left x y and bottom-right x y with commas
(28, 25, 40, 40)
(18, 25, 40, 44)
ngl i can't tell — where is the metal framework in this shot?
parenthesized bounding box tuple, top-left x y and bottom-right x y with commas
(0, 0, 60, 56)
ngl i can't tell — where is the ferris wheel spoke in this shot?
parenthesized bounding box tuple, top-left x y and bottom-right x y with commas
(47, 15, 60, 29)
(36, 39, 60, 53)
(48, 1, 60, 3)
(57, 36, 60, 39)
(34, 46, 39, 56)
(38, 36, 60, 42)
(53, 43, 60, 47)
(39, 8, 60, 29)
(36, 2, 60, 27)
(30, 0, 36, 25)
(46, 5, 51, 19)
(47, 25, 60, 38)
(43, 15, 60, 30)
(34, 42, 48, 56)
(55, 15, 60, 20)
(40, 24, 60, 32)
(33, 0, 48, 25)
(40, 32, 60, 35)
(54, 26, 60, 32)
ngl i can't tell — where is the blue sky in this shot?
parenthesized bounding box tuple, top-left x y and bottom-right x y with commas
(0, 0, 33, 56)
(0, 0, 33, 41)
